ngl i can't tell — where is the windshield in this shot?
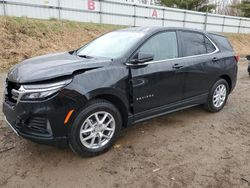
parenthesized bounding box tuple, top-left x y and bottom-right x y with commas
(76, 31, 145, 59)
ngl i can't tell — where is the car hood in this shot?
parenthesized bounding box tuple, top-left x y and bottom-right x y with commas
(7, 52, 112, 83)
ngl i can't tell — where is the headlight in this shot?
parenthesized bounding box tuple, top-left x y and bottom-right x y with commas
(21, 88, 62, 100)
(14, 79, 72, 103)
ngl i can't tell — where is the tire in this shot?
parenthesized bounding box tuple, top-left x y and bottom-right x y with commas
(68, 99, 122, 157)
(204, 79, 229, 113)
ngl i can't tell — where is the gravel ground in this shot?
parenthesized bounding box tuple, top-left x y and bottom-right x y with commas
(0, 60, 250, 188)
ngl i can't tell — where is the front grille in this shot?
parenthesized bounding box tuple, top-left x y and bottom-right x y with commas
(5, 80, 20, 104)
(11, 89, 19, 101)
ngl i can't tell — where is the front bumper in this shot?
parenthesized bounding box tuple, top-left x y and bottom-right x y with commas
(2, 90, 82, 148)
(4, 116, 67, 147)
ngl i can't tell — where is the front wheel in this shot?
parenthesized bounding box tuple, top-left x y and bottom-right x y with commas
(204, 79, 229, 113)
(68, 99, 122, 157)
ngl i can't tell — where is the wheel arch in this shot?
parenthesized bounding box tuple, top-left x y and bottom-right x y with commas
(219, 75, 232, 93)
(93, 94, 129, 128)
(86, 89, 130, 128)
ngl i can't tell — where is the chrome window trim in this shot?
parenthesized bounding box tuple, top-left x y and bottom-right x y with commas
(126, 34, 219, 66)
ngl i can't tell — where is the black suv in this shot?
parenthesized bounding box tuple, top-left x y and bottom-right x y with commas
(3, 27, 238, 156)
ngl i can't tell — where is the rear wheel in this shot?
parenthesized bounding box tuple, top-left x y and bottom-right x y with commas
(69, 99, 122, 157)
(204, 79, 229, 113)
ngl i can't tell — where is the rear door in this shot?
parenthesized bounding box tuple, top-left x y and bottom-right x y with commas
(179, 31, 219, 99)
(130, 31, 185, 113)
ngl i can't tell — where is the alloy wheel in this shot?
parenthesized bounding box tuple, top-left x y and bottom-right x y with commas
(213, 84, 227, 108)
(79, 111, 116, 149)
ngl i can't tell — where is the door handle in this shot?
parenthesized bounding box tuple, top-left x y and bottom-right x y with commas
(212, 57, 219, 62)
(172, 64, 184, 69)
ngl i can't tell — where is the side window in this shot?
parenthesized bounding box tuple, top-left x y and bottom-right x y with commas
(182, 32, 207, 56)
(139, 32, 178, 61)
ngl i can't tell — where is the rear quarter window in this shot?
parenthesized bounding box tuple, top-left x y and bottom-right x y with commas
(205, 37, 216, 53)
(209, 34, 234, 52)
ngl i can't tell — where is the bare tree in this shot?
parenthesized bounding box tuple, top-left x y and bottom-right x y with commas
(229, 0, 241, 16)
(213, 0, 241, 16)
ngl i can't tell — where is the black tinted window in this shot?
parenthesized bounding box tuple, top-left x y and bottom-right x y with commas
(210, 34, 233, 51)
(139, 32, 178, 61)
(182, 32, 207, 56)
(205, 37, 216, 53)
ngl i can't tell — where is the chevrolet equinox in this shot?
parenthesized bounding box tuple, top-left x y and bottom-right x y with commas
(3, 27, 238, 156)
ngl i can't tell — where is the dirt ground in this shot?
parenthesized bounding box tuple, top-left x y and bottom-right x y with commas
(0, 59, 249, 188)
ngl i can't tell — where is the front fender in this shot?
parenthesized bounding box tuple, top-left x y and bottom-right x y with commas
(66, 64, 130, 110)
(86, 87, 130, 110)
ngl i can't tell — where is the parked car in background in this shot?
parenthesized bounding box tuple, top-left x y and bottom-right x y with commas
(247, 55, 250, 75)
(3, 27, 238, 156)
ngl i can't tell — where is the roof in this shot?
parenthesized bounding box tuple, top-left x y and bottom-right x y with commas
(119, 26, 208, 34)
(117, 27, 226, 39)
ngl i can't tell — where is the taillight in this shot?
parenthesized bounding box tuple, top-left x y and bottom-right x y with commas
(235, 55, 240, 62)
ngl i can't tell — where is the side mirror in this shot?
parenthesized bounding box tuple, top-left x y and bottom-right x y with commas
(246, 55, 250, 61)
(131, 52, 154, 64)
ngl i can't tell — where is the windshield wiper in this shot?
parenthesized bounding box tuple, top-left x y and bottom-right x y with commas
(77, 54, 93, 59)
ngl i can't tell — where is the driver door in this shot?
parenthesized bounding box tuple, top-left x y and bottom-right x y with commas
(129, 31, 185, 113)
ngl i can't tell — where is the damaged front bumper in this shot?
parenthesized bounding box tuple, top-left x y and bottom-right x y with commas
(2, 89, 81, 148)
